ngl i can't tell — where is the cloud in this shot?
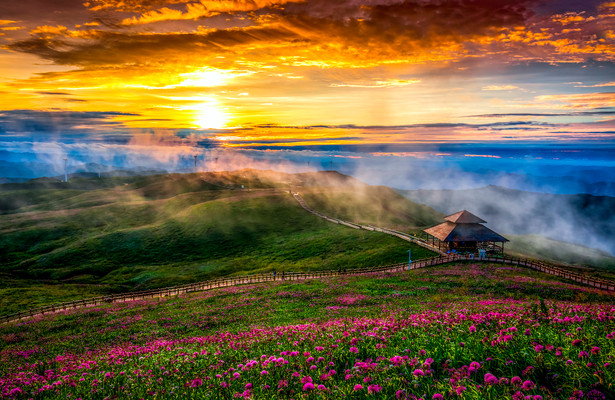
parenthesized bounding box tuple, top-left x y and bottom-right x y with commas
(330, 79, 421, 88)
(482, 85, 521, 91)
(0, 109, 138, 135)
(536, 92, 615, 109)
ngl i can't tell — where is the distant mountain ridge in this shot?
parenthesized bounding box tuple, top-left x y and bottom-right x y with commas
(398, 185, 615, 257)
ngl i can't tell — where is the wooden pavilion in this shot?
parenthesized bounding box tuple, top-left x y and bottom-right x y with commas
(423, 210, 509, 254)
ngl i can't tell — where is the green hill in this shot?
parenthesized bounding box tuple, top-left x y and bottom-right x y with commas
(0, 170, 437, 314)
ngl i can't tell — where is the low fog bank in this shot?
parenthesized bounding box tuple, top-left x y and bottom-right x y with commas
(2, 140, 614, 258)
(401, 186, 615, 257)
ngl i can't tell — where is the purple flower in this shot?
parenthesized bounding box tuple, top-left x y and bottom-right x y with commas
(534, 345, 544, 352)
(303, 383, 315, 391)
(484, 373, 498, 385)
(433, 394, 444, 400)
(350, 347, 359, 354)
(521, 380, 535, 391)
(413, 369, 425, 377)
(354, 384, 364, 391)
(317, 384, 327, 391)
(368, 384, 382, 394)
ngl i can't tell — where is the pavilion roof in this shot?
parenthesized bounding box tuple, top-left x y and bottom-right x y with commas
(424, 221, 509, 242)
(444, 210, 486, 224)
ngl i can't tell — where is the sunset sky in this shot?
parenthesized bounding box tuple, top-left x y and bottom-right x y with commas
(1, 0, 615, 188)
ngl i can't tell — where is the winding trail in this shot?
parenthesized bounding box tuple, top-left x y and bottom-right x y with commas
(2, 191, 614, 326)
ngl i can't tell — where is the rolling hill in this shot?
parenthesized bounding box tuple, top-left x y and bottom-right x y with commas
(0, 170, 438, 314)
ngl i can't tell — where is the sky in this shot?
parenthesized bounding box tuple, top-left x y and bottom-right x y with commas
(0, 0, 615, 192)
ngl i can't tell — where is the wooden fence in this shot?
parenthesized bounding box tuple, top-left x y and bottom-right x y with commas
(2, 253, 614, 326)
(2, 193, 614, 326)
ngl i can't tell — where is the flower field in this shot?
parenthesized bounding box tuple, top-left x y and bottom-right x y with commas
(1, 263, 614, 399)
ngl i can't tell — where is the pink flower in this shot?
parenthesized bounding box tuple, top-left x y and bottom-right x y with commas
(469, 325, 476, 333)
(350, 347, 359, 354)
(190, 378, 203, 387)
(484, 373, 498, 385)
(534, 345, 544, 352)
(433, 394, 444, 400)
(521, 380, 535, 391)
(245, 383, 253, 390)
(318, 384, 327, 391)
(260, 370, 268, 376)
(368, 384, 382, 394)
(303, 383, 315, 391)
(301, 376, 313, 384)
(413, 369, 425, 377)
(353, 384, 364, 391)
(591, 346, 601, 354)
(278, 380, 288, 388)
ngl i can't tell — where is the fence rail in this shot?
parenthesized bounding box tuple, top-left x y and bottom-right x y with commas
(2, 193, 614, 326)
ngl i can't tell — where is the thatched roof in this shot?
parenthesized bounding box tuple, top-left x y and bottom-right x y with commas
(424, 222, 508, 242)
(444, 210, 486, 224)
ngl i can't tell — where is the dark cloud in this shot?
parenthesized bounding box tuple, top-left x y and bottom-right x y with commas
(0, 109, 138, 134)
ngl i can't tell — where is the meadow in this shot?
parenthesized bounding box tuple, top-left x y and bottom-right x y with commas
(1, 263, 613, 399)
(0, 171, 438, 314)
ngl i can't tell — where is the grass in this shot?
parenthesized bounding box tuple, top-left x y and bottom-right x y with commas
(0, 171, 437, 315)
(0, 263, 613, 399)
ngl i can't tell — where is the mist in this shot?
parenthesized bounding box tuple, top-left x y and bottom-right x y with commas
(2, 137, 614, 258)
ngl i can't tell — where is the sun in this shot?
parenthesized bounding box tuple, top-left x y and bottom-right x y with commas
(193, 99, 229, 129)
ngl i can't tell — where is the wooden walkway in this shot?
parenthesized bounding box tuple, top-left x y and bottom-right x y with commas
(2, 193, 614, 326)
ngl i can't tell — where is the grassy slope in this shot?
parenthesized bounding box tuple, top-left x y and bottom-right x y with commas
(301, 185, 442, 232)
(0, 171, 437, 314)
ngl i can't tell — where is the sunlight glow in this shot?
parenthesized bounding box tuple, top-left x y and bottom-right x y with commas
(192, 98, 229, 129)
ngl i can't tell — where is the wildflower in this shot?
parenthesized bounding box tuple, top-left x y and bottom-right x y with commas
(484, 373, 498, 385)
(301, 376, 313, 384)
(579, 351, 589, 358)
(396, 390, 406, 399)
(278, 380, 288, 389)
(572, 339, 582, 346)
(534, 396, 543, 400)
(534, 344, 544, 352)
(303, 383, 315, 391)
(354, 384, 364, 391)
(521, 380, 535, 391)
(368, 384, 382, 394)
(586, 390, 606, 400)
(350, 347, 359, 354)
(591, 346, 600, 354)
(190, 378, 203, 387)
(413, 369, 425, 377)
(511, 376, 522, 386)
(524, 328, 531, 335)
(455, 386, 466, 395)
(499, 377, 509, 385)
(470, 361, 481, 369)
(317, 384, 327, 391)
(469, 325, 476, 333)
(433, 394, 444, 400)
(260, 370, 268, 376)
(245, 383, 253, 390)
